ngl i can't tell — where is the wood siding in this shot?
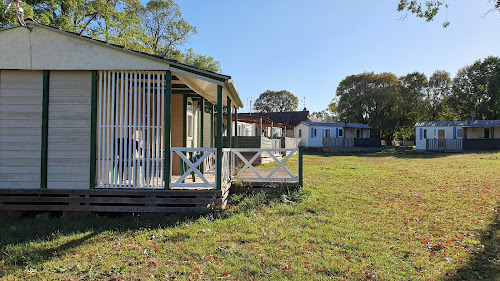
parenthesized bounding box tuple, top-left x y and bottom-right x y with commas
(47, 71, 91, 189)
(0, 70, 43, 189)
(171, 95, 183, 174)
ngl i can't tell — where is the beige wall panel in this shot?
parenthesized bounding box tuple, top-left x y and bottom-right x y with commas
(47, 71, 91, 190)
(0, 70, 42, 189)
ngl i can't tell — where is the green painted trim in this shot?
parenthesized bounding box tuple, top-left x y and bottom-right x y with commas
(227, 97, 232, 149)
(234, 108, 238, 148)
(172, 90, 197, 95)
(216, 86, 223, 190)
(183, 95, 187, 148)
(22, 21, 230, 83)
(210, 104, 214, 148)
(201, 99, 205, 148)
(164, 71, 172, 189)
(40, 71, 50, 189)
(89, 71, 98, 189)
(298, 146, 304, 187)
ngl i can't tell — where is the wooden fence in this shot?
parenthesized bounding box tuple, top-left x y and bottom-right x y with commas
(426, 139, 463, 151)
(322, 137, 354, 147)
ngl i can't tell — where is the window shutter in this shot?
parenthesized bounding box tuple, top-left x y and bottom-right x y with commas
(420, 128, 423, 140)
(310, 127, 314, 138)
(453, 127, 457, 139)
(336, 128, 339, 138)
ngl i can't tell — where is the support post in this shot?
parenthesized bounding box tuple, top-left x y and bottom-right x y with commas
(164, 71, 172, 189)
(298, 146, 303, 187)
(200, 98, 205, 173)
(210, 103, 214, 147)
(234, 108, 238, 148)
(89, 71, 98, 189)
(41, 71, 50, 189)
(227, 97, 232, 149)
(216, 86, 223, 190)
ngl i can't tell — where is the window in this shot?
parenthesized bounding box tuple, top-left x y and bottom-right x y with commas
(356, 129, 361, 138)
(325, 129, 331, 138)
(298, 129, 302, 138)
(314, 129, 317, 137)
(187, 101, 194, 139)
(339, 129, 343, 137)
(457, 128, 463, 138)
(484, 128, 490, 139)
(438, 129, 445, 139)
(423, 129, 427, 138)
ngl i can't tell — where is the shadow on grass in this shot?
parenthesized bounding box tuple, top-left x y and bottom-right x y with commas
(305, 148, 500, 160)
(0, 212, 200, 277)
(447, 204, 500, 281)
(0, 185, 306, 277)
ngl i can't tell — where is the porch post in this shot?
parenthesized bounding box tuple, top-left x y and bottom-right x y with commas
(164, 70, 172, 189)
(234, 107, 238, 148)
(41, 71, 50, 189)
(227, 97, 232, 149)
(201, 99, 205, 147)
(216, 85, 223, 190)
(298, 146, 303, 187)
(210, 103, 214, 147)
(89, 71, 98, 189)
(183, 94, 187, 147)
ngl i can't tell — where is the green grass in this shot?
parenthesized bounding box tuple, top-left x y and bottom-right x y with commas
(1, 150, 499, 280)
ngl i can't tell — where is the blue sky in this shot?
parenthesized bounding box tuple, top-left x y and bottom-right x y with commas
(174, 0, 499, 113)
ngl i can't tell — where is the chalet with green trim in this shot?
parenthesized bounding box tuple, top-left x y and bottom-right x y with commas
(0, 21, 302, 212)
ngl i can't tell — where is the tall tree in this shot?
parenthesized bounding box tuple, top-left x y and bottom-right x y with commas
(397, 72, 428, 126)
(426, 70, 457, 121)
(336, 72, 400, 141)
(254, 90, 298, 112)
(0, 0, 221, 72)
(448, 56, 500, 120)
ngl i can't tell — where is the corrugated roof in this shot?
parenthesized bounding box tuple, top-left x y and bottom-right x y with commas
(301, 122, 371, 129)
(415, 120, 500, 127)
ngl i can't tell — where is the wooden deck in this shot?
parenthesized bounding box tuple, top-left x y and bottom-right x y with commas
(0, 187, 230, 213)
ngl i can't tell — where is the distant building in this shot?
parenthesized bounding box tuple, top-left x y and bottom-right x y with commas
(295, 122, 374, 148)
(415, 120, 500, 151)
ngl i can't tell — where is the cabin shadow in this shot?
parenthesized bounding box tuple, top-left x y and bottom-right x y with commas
(0, 211, 206, 277)
(447, 203, 500, 280)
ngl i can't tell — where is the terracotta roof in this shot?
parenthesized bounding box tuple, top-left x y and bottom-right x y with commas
(239, 111, 314, 127)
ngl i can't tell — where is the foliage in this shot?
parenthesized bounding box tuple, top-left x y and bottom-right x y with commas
(448, 56, 500, 120)
(336, 72, 400, 141)
(254, 90, 299, 112)
(1, 151, 499, 280)
(310, 109, 337, 122)
(333, 56, 500, 141)
(0, 0, 221, 72)
(397, 0, 500, 27)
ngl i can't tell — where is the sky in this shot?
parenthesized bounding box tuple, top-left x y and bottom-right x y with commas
(173, 0, 500, 113)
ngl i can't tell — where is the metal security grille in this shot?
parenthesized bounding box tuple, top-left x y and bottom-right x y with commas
(96, 71, 165, 189)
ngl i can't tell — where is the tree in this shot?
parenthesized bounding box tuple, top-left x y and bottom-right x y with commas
(311, 109, 337, 122)
(448, 56, 500, 120)
(254, 90, 298, 112)
(397, 0, 500, 27)
(0, 0, 221, 72)
(336, 72, 400, 141)
(426, 70, 457, 121)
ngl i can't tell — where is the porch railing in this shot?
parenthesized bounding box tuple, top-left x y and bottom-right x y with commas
(229, 148, 299, 182)
(426, 139, 463, 151)
(170, 147, 217, 188)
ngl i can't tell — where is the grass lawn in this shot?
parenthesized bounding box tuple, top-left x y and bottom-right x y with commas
(0, 150, 499, 280)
